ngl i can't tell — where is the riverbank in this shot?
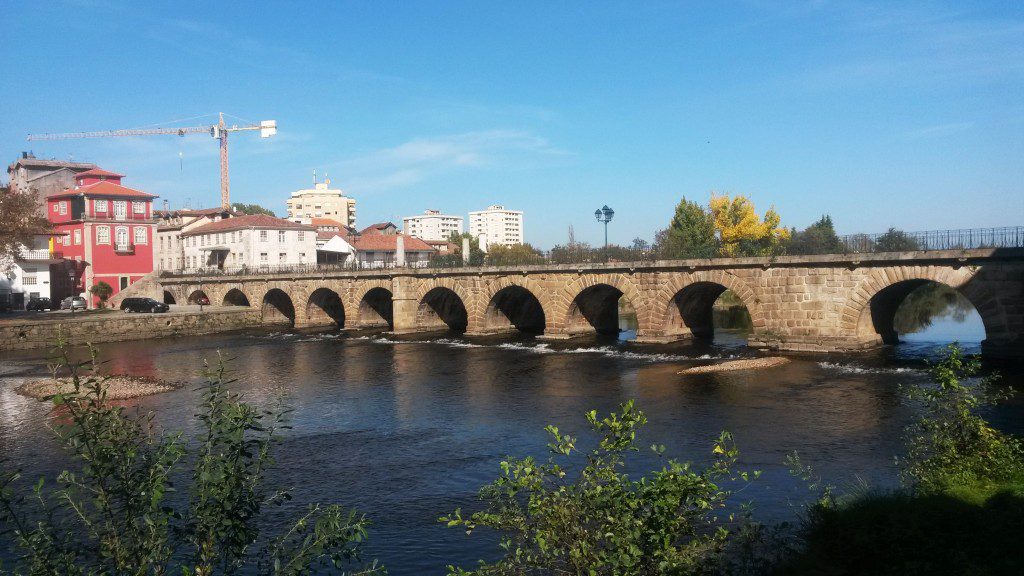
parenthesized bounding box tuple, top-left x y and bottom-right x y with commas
(0, 308, 263, 351)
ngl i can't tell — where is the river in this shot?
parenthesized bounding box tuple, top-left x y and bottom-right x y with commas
(0, 307, 1020, 574)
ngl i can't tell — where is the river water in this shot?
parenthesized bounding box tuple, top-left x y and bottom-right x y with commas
(0, 310, 1020, 574)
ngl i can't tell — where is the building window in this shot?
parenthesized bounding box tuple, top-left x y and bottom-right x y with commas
(298, 231, 304, 241)
(132, 201, 145, 214)
(95, 199, 108, 212)
(59, 201, 67, 215)
(53, 203, 59, 213)
(114, 201, 127, 220)
(260, 230, 268, 242)
(279, 252, 286, 262)
(260, 252, 268, 262)
(23, 271, 37, 284)
(96, 226, 111, 244)
(73, 230, 81, 245)
(134, 227, 147, 244)
(278, 231, 286, 243)
(115, 227, 129, 249)
(120, 277, 129, 290)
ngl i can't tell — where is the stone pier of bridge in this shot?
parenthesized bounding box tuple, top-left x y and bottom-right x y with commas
(115, 248, 1024, 360)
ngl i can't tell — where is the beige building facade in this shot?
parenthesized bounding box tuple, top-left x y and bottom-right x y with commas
(468, 205, 523, 250)
(286, 180, 356, 228)
(402, 209, 464, 242)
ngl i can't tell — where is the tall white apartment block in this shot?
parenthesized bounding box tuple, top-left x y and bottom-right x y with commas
(468, 205, 523, 250)
(286, 179, 356, 228)
(402, 209, 464, 242)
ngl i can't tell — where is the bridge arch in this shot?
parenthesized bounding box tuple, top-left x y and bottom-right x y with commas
(482, 283, 547, 335)
(356, 286, 394, 329)
(222, 288, 251, 307)
(162, 290, 177, 305)
(559, 273, 643, 337)
(417, 286, 469, 333)
(654, 271, 764, 341)
(262, 288, 296, 326)
(842, 266, 1002, 345)
(306, 287, 345, 327)
(187, 289, 210, 305)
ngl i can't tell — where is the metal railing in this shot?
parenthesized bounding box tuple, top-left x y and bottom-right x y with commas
(837, 226, 1024, 253)
(159, 226, 1024, 277)
(18, 249, 62, 260)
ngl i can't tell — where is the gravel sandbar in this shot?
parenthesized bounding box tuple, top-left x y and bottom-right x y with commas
(678, 356, 790, 374)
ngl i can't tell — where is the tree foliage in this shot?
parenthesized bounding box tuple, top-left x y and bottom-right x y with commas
(709, 194, 789, 257)
(787, 215, 842, 255)
(232, 203, 277, 217)
(430, 232, 485, 267)
(0, 185, 51, 275)
(0, 338, 382, 575)
(874, 228, 921, 253)
(442, 400, 758, 575)
(485, 243, 545, 266)
(900, 344, 1024, 493)
(89, 281, 114, 307)
(657, 197, 717, 259)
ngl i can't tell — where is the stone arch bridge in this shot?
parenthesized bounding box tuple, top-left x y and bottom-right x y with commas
(116, 249, 1024, 359)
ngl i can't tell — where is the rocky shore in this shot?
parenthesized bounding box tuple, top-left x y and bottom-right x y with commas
(678, 356, 790, 374)
(17, 375, 183, 400)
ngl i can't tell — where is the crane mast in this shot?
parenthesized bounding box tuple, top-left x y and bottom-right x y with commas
(27, 112, 277, 210)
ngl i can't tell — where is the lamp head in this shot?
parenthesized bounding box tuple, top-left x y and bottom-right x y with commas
(602, 205, 614, 221)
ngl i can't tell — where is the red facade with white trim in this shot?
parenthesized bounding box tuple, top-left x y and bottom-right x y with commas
(46, 169, 157, 307)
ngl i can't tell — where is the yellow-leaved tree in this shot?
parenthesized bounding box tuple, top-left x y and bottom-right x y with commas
(709, 194, 789, 257)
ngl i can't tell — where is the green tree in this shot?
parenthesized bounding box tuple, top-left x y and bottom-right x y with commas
(485, 243, 545, 266)
(874, 228, 921, 252)
(900, 344, 1023, 493)
(232, 203, 277, 217)
(549, 226, 595, 264)
(0, 340, 383, 575)
(442, 400, 757, 575)
(0, 185, 51, 275)
(430, 232, 485, 267)
(89, 281, 114, 308)
(788, 215, 843, 255)
(657, 197, 717, 259)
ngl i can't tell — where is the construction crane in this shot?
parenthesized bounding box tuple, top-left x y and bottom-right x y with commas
(27, 113, 277, 209)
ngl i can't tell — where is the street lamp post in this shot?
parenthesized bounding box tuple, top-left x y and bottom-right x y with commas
(594, 205, 614, 262)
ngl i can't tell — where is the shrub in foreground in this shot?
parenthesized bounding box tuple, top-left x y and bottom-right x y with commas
(442, 400, 760, 575)
(0, 338, 383, 575)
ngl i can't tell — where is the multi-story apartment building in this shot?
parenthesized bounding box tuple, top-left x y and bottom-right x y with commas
(179, 214, 317, 270)
(154, 207, 236, 271)
(286, 179, 356, 228)
(468, 205, 524, 250)
(7, 152, 98, 216)
(46, 169, 157, 307)
(402, 209, 464, 242)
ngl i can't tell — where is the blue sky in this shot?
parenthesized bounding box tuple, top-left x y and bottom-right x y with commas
(2, 1, 1022, 249)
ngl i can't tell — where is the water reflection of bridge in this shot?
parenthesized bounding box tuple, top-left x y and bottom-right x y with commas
(121, 249, 1024, 359)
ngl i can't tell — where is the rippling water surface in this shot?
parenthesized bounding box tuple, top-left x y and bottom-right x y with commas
(0, 314, 1020, 574)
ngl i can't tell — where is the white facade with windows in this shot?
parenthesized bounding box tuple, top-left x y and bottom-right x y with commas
(402, 209, 464, 242)
(0, 235, 58, 309)
(468, 205, 524, 251)
(180, 216, 317, 271)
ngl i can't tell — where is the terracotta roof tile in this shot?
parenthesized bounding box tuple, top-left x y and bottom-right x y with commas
(75, 168, 124, 179)
(48, 181, 157, 199)
(182, 214, 314, 236)
(349, 233, 434, 252)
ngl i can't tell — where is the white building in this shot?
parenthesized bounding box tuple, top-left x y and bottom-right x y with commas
(468, 205, 524, 251)
(179, 214, 317, 271)
(402, 209, 464, 242)
(154, 207, 236, 271)
(0, 233, 62, 309)
(286, 179, 356, 228)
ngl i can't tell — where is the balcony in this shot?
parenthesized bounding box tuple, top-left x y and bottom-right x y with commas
(18, 249, 63, 261)
(90, 212, 151, 221)
(114, 244, 136, 255)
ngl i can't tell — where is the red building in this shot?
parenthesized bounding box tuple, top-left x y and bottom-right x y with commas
(46, 169, 157, 307)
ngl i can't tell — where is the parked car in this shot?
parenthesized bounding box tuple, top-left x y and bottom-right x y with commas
(191, 294, 210, 306)
(60, 296, 87, 311)
(26, 297, 52, 311)
(120, 297, 170, 313)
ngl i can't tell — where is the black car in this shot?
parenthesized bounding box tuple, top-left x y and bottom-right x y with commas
(120, 297, 170, 313)
(26, 297, 52, 311)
